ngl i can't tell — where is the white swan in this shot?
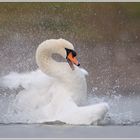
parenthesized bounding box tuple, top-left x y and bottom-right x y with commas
(1, 38, 109, 125)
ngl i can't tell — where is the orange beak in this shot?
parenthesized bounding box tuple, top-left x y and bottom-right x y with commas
(67, 52, 80, 70)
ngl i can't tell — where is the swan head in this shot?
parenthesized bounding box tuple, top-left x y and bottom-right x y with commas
(36, 39, 80, 71)
(54, 38, 80, 70)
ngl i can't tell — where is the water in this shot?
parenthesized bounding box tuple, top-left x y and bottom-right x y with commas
(88, 93, 140, 126)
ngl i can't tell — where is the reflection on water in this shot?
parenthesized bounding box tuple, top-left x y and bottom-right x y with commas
(0, 3, 140, 125)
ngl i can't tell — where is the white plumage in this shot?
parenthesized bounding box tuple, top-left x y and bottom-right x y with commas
(2, 38, 109, 124)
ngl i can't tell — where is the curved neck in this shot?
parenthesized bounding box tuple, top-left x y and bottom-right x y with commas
(36, 46, 71, 79)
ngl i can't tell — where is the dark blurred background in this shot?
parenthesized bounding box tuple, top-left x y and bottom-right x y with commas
(0, 3, 140, 95)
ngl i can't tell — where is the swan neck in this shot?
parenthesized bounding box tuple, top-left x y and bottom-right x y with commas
(36, 47, 65, 78)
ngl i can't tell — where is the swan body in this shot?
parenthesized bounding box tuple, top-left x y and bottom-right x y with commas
(36, 39, 87, 105)
(1, 38, 109, 125)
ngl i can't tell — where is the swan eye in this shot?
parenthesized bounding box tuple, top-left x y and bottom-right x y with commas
(65, 48, 77, 58)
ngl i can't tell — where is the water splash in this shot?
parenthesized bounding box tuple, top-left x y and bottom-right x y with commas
(0, 74, 140, 126)
(88, 88, 140, 126)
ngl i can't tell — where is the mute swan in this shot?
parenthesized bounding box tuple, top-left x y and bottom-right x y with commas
(2, 38, 109, 125)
